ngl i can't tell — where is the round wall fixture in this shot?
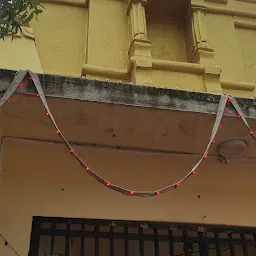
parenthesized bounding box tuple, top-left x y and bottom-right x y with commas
(218, 140, 247, 158)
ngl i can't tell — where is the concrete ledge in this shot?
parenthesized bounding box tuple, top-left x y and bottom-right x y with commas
(0, 68, 256, 118)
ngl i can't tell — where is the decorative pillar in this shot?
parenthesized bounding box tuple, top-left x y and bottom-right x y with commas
(126, 0, 152, 85)
(127, 0, 147, 40)
(190, 6, 215, 65)
(189, 6, 222, 94)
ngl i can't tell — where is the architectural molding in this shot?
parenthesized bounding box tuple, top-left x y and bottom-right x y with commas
(205, 0, 228, 4)
(128, 39, 151, 57)
(81, 61, 256, 98)
(125, 0, 152, 85)
(82, 64, 129, 80)
(41, 0, 89, 8)
(128, 40, 152, 85)
(126, 0, 147, 16)
(235, 0, 256, 4)
(126, 0, 148, 40)
(221, 80, 256, 92)
(191, 7, 209, 49)
(152, 59, 204, 75)
(190, 48, 216, 65)
(234, 20, 256, 29)
(203, 65, 222, 94)
(2, 68, 256, 118)
(192, 3, 256, 19)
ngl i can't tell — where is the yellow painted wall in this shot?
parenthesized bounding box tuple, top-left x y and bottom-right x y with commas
(205, 13, 247, 82)
(1, 1, 256, 255)
(236, 27, 256, 84)
(0, 31, 43, 73)
(30, 3, 87, 77)
(1, 139, 256, 255)
(0, 0, 256, 97)
(152, 70, 205, 91)
(87, 0, 129, 70)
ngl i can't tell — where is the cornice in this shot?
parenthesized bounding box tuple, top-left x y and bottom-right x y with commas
(234, 19, 256, 29)
(192, 3, 256, 19)
(1, 68, 256, 117)
(41, 0, 89, 8)
(205, 0, 228, 4)
(235, 0, 256, 4)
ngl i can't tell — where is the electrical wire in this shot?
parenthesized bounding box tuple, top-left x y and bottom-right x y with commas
(0, 232, 21, 256)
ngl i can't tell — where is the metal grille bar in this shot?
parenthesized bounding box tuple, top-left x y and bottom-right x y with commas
(154, 228, 159, 256)
(95, 225, 99, 256)
(50, 223, 56, 254)
(198, 231, 205, 256)
(110, 225, 114, 256)
(139, 227, 144, 256)
(28, 216, 256, 256)
(228, 232, 235, 256)
(168, 229, 175, 256)
(80, 224, 85, 256)
(182, 230, 188, 256)
(241, 233, 248, 256)
(65, 222, 70, 256)
(214, 232, 221, 256)
(254, 232, 256, 253)
(124, 226, 129, 256)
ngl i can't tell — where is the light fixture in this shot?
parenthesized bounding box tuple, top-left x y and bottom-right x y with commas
(218, 140, 247, 159)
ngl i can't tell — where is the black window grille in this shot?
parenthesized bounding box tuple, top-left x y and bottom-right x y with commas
(29, 216, 256, 256)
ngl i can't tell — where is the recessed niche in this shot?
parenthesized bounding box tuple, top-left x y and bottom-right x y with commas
(145, 0, 190, 62)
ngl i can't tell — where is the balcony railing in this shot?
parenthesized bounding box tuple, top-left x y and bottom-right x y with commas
(29, 216, 256, 256)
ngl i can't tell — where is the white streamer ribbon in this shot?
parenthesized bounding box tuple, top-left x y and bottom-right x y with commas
(0, 70, 251, 197)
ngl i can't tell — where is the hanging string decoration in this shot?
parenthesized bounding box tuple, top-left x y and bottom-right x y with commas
(0, 233, 20, 256)
(0, 70, 254, 197)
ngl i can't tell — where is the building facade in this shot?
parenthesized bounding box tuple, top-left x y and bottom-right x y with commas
(0, 0, 256, 255)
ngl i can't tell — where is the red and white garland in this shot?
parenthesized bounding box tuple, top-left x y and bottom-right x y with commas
(0, 70, 255, 197)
